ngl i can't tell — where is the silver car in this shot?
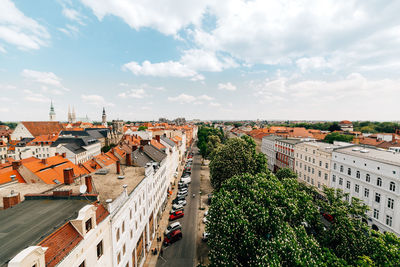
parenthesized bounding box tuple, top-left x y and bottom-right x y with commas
(165, 222, 182, 236)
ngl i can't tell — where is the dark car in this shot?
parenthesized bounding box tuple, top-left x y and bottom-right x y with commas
(164, 229, 183, 245)
(169, 210, 184, 221)
(172, 196, 186, 204)
(178, 183, 188, 189)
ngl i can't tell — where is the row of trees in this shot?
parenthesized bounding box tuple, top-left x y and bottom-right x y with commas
(323, 132, 354, 144)
(197, 126, 226, 159)
(205, 136, 400, 266)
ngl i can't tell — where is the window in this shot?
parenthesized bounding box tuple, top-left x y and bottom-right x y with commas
(375, 193, 381, 203)
(340, 165, 343, 172)
(325, 162, 328, 169)
(300, 163, 302, 168)
(122, 221, 125, 233)
(388, 198, 394, 209)
(334, 163, 337, 170)
(366, 174, 370, 182)
(373, 209, 379, 219)
(304, 165, 307, 171)
(318, 170, 321, 177)
(116, 228, 120, 241)
(117, 252, 121, 264)
(364, 188, 369, 198)
(324, 173, 328, 180)
(346, 181, 351, 189)
(332, 175, 336, 182)
(313, 158, 315, 164)
(85, 218, 92, 232)
(386, 215, 393, 227)
(97, 240, 103, 259)
(390, 182, 396, 192)
(308, 166, 311, 172)
(312, 168, 314, 174)
(377, 177, 382, 187)
(311, 179, 314, 185)
(305, 156, 307, 161)
(79, 261, 85, 267)
(345, 195, 349, 202)
(318, 182, 321, 188)
(339, 177, 343, 185)
(130, 209, 132, 219)
(319, 161, 322, 167)
(123, 243, 126, 255)
(347, 168, 351, 176)
(355, 184, 359, 193)
(356, 171, 360, 179)
(130, 229, 133, 239)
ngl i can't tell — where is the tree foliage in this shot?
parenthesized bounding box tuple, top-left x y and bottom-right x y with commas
(209, 136, 267, 189)
(323, 132, 353, 144)
(138, 126, 148, 131)
(197, 126, 225, 158)
(275, 167, 297, 180)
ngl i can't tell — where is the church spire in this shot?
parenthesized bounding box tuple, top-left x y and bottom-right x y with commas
(49, 100, 56, 121)
(102, 107, 107, 127)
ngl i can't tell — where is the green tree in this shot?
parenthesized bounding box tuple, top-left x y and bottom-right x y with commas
(138, 126, 147, 131)
(209, 136, 267, 189)
(323, 132, 353, 144)
(275, 167, 297, 180)
(206, 135, 221, 160)
(328, 123, 342, 132)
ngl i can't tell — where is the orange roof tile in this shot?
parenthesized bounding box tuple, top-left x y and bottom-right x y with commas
(81, 159, 102, 173)
(39, 222, 83, 267)
(27, 134, 59, 146)
(95, 202, 109, 224)
(21, 121, 64, 137)
(151, 139, 166, 150)
(94, 153, 116, 167)
(0, 166, 25, 184)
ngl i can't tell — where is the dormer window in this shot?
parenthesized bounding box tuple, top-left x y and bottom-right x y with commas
(85, 218, 92, 232)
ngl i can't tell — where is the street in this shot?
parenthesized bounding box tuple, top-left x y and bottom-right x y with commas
(156, 147, 200, 267)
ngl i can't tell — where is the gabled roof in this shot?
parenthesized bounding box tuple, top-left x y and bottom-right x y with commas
(21, 121, 64, 137)
(27, 135, 59, 146)
(143, 144, 167, 162)
(151, 139, 166, 151)
(160, 135, 176, 147)
(0, 166, 25, 184)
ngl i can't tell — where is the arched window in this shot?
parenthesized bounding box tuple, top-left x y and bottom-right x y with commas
(366, 174, 370, 182)
(390, 182, 396, 192)
(377, 177, 382, 187)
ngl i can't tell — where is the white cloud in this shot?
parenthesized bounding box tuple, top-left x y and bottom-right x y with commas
(21, 69, 68, 90)
(58, 24, 79, 37)
(62, 7, 85, 25)
(122, 60, 204, 81)
(80, 0, 210, 35)
(180, 49, 237, 72)
(198, 94, 214, 101)
(0, 0, 50, 50)
(209, 102, 221, 107)
(218, 82, 237, 91)
(81, 94, 114, 106)
(168, 93, 196, 103)
(118, 88, 147, 99)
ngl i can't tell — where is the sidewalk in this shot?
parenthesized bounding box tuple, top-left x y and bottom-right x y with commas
(143, 155, 188, 267)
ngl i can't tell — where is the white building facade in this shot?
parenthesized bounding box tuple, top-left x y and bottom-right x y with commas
(330, 146, 400, 235)
(261, 135, 282, 172)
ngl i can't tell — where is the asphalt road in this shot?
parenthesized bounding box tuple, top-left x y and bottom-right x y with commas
(156, 147, 200, 267)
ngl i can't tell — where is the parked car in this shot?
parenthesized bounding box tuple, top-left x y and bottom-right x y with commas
(185, 167, 192, 173)
(204, 210, 208, 217)
(170, 205, 184, 214)
(322, 213, 334, 222)
(165, 222, 182, 235)
(202, 232, 209, 241)
(177, 191, 188, 198)
(202, 217, 208, 224)
(164, 229, 182, 245)
(180, 177, 191, 184)
(182, 173, 191, 178)
(179, 187, 188, 193)
(172, 198, 187, 206)
(169, 210, 184, 221)
(173, 195, 186, 202)
(172, 203, 184, 210)
(178, 183, 188, 189)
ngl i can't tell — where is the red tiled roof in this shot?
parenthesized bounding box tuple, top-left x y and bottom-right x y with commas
(95, 202, 109, 224)
(94, 153, 115, 167)
(151, 139, 166, 150)
(27, 134, 59, 146)
(21, 121, 65, 137)
(81, 159, 102, 173)
(39, 222, 83, 267)
(340, 120, 352, 124)
(0, 166, 25, 184)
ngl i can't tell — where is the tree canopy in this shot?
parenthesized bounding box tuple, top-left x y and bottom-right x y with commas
(209, 135, 267, 189)
(197, 126, 225, 158)
(323, 132, 353, 144)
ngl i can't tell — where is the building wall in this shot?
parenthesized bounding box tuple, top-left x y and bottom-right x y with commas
(261, 137, 277, 172)
(330, 150, 400, 235)
(10, 123, 33, 140)
(294, 142, 332, 191)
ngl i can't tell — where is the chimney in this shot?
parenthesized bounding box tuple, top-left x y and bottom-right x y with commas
(3, 192, 21, 209)
(126, 153, 132, 166)
(41, 158, 47, 165)
(116, 160, 121, 174)
(139, 146, 144, 152)
(155, 135, 160, 142)
(53, 189, 72, 197)
(85, 175, 93, 193)
(140, 140, 149, 147)
(62, 152, 66, 158)
(63, 168, 74, 185)
(12, 161, 21, 170)
(392, 134, 396, 142)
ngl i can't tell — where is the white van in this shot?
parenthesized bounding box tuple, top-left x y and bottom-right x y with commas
(180, 177, 191, 184)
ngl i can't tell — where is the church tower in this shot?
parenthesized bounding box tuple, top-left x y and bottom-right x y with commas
(49, 101, 56, 121)
(102, 107, 107, 127)
(71, 106, 76, 123)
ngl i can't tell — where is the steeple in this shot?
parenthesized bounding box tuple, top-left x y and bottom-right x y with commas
(102, 107, 107, 127)
(49, 100, 56, 121)
(71, 106, 76, 123)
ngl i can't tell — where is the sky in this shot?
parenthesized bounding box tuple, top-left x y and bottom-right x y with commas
(1, 0, 400, 122)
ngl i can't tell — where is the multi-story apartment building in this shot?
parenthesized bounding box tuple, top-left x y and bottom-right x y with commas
(261, 135, 282, 172)
(331, 145, 400, 235)
(294, 142, 339, 191)
(275, 139, 301, 171)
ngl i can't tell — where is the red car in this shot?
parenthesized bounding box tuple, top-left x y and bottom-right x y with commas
(164, 229, 182, 245)
(322, 213, 334, 222)
(169, 210, 184, 221)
